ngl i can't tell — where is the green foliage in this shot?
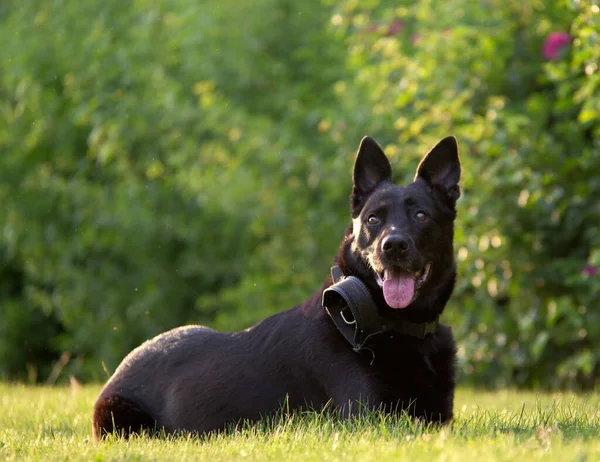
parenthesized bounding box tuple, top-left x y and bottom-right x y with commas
(0, 0, 598, 388)
(0, 0, 348, 380)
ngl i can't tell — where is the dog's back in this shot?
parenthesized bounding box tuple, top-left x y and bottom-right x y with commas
(94, 298, 342, 438)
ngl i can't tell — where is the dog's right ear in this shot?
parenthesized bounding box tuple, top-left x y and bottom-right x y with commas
(351, 136, 392, 217)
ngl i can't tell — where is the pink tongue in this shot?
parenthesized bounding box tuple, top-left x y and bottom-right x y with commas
(383, 273, 415, 309)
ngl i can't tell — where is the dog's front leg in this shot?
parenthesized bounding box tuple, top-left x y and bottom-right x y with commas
(418, 385, 455, 424)
(408, 363, 455, 424)
(328, 374, 380, 421)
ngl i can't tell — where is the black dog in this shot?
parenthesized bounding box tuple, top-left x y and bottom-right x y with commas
(93, 136, 461, 440)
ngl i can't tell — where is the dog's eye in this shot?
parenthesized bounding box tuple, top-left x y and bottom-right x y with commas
(415, 211, 428, 222)
(367, 215, 379, 225)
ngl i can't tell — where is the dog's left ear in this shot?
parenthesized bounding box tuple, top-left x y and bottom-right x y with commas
(415, 136, 461, 203)
(351, 136, 392, 216)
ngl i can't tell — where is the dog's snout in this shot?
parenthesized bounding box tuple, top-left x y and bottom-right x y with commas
(382, 235, 409, 254)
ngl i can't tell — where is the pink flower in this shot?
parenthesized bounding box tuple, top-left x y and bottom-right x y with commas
(386, 19, 404, 36)
(365, 23, 379, 34)
(542, 32, 570, 61)
(582, 265, 597, 277)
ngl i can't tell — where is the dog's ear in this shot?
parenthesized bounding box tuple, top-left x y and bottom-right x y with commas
(415, 136, 461, 204)
(351, 136, 392, 216)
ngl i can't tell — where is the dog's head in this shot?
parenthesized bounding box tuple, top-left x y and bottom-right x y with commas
(340, 136, 461, 319)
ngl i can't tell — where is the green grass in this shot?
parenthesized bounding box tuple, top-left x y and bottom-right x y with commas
(1, 384, 599, 461)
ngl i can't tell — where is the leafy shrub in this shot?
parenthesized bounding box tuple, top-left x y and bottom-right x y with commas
(0, 0, 348, 380)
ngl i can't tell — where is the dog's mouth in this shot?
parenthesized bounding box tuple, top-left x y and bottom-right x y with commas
(374, 263, 432, 309)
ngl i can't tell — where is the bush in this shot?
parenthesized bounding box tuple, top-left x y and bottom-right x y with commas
(0, 0, 348, 380)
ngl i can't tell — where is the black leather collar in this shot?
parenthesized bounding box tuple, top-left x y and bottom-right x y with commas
(322, 266, 439, 354)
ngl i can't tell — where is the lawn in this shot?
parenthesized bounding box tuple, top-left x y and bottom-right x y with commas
(1, 384, 599, 461)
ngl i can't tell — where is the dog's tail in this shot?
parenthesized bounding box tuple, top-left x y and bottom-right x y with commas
(92, 394, 158, 441)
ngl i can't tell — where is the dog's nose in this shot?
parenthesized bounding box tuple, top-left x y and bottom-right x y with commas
(382, 235, 409, 254)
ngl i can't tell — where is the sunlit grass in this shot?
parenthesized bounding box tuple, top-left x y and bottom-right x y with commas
(1, 384, 599, 461)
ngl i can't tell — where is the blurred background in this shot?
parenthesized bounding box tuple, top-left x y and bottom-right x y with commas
(0, 0, 598, 389)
